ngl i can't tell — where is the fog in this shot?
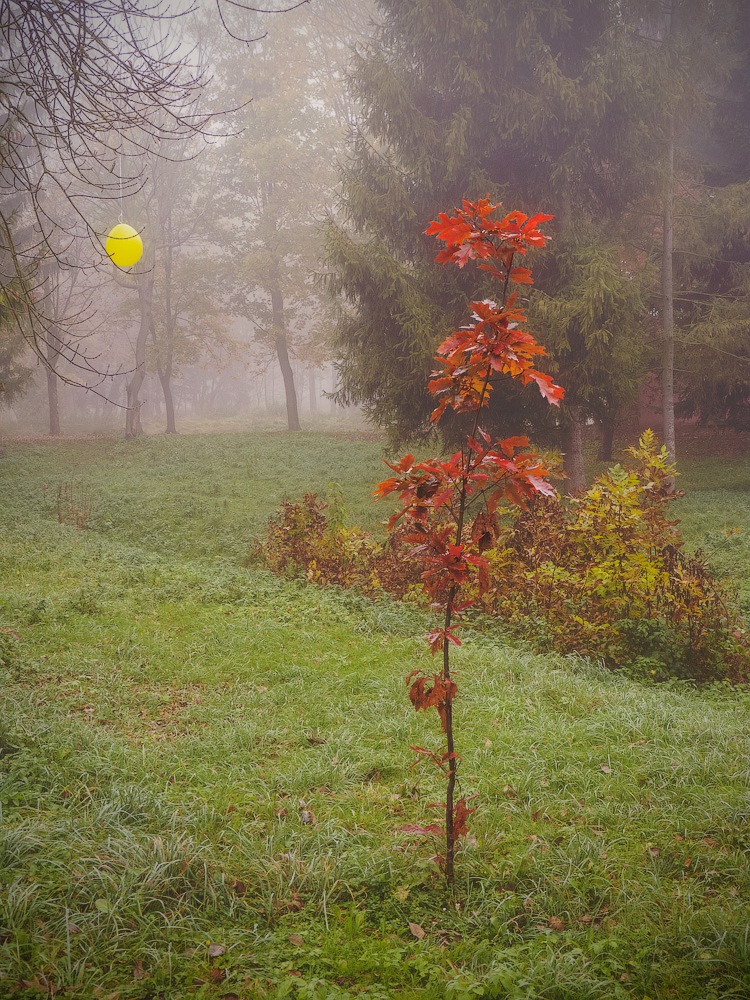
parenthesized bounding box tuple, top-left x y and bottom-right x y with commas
(1, 0, 749, 451)
(0, 0, 375, 439)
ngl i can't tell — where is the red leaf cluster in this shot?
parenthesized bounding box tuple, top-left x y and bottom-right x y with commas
(406, 670, 458, 732)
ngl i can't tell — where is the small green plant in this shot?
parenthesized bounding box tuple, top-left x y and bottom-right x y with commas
(56, 481, 94, 529)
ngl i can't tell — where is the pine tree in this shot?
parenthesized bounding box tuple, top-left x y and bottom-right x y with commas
(326, 0, 658, 476)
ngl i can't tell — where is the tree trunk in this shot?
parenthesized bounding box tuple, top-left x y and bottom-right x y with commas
(160, 373, 177, 433)
(157, 214, 178, 435)
(563, 405, 586, 493)
(308, 368, 317, 414)
(662, 121, 676, 467)
(270, 284, 300, 431)
(125, 272, 153, 439)
(597, 410, 617, 462)
(45, 329, 61, 436)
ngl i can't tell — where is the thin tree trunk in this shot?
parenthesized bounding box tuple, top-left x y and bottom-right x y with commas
(125, 271, 152, 439)
(160, 373, 177, 433)
(270, 284, 300, 431)
(308, 368, 317, 414)
(563, 405, 586, 492)
(597, 410, 617, 462)
(662, 121, 676, 466)
(45, 328, 61, 436)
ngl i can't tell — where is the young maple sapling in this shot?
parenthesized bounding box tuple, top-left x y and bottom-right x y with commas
(375, 199, 564, 882)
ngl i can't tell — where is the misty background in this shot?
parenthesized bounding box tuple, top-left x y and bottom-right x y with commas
(2, 0, 750, 474)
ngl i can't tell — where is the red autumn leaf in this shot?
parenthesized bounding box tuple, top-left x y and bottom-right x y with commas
(509, 266, 534, 284)
(452, 797, 477, 839)
(426, 626, 462, 654)
(398, 823, 444, 837)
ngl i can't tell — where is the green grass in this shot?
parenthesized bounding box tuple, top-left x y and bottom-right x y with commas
(2, 428, 750, 999)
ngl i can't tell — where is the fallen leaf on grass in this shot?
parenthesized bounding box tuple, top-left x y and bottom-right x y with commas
(397, 823, 443, 837)
(408, 922, 426, 939)
(132, 961, 149, 981)
(435, 929, 462, 946)
(209, 968, 225, 982)
(648, 847, 660, 858)
(548, 916, 565, 932)
(599, 764, 611, 774)
(208, 943, 226, 958)
(288, 934, 304, 946)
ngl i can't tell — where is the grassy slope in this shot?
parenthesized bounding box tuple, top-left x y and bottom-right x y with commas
(1, 430, 750, 999)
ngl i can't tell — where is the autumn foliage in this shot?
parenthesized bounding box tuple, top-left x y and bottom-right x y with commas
(261, 434, 750, 686)
(373, 199, 563, 880)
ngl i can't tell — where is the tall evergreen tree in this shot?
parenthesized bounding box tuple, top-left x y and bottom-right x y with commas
(326, 0, 658, 479)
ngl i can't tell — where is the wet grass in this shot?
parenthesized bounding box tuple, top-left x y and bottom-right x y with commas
(1, 428, 750, 998)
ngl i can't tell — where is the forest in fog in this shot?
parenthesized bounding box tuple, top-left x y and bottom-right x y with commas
(1, 0, 750, 475)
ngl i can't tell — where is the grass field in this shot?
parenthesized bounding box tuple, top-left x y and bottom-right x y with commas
(2, 427, 750, 999)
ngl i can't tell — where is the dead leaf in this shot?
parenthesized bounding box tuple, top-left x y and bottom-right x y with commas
(230, 879, 247, 896)
(648, 847, 660, 858)
(435, 929, 462, 946)
(288, 934, 304, 946)
(208, 943, 226, 959)
(299, 807, 316, 826)
(220, 994, 241, 1000)
(684, 857, 692, 868)
(548, 916, 565, 932)
(209, 968, 225, 982)
(408, 922, 426, 939)
(306, 734, 327, 745)
(132, 961, 149, 981)
(599, 764, 611, 774)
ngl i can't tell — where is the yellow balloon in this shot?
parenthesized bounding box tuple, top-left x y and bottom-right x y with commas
(105, 223, 143, 268)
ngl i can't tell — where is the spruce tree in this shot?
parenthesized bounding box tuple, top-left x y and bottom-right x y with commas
(326, 0, 657, 475)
